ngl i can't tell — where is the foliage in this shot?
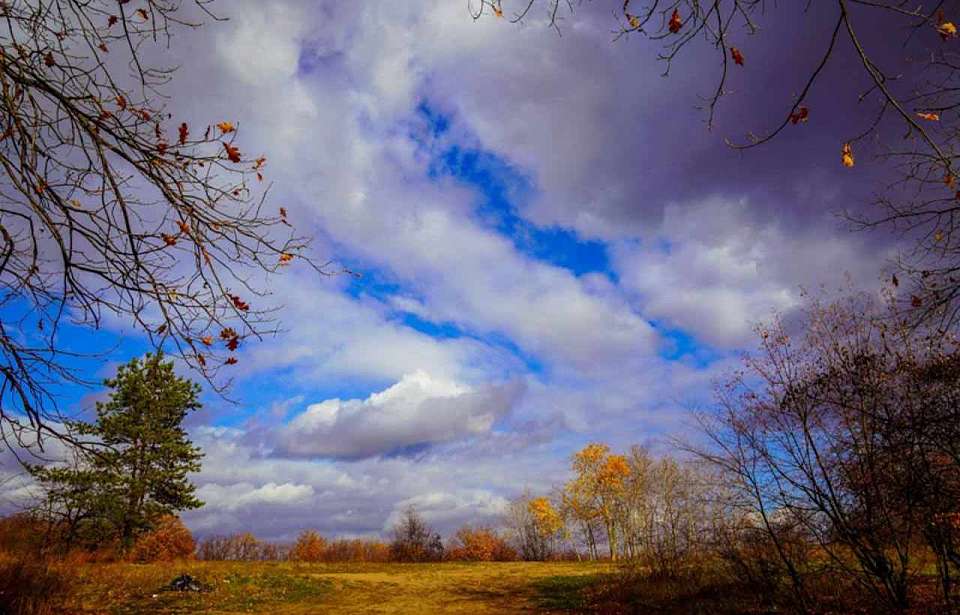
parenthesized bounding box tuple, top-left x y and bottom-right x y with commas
(446, 525, 517, 561)
(130, 515, 195, 562)
(0, 553, 78, 615)
(28, 353, 203, 551)
(289, 529, 327, 562)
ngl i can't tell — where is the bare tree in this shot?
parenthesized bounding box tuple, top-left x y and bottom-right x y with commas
(697, 292, 960, 610)
(472, 0, 960, 329)
(0, 1, 330, 450)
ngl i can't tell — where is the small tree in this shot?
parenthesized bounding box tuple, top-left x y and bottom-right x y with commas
(389, 507, 443, 563)
(29, 353, 203, 550)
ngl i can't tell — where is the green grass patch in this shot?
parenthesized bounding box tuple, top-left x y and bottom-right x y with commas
(533, 574, 603, 612)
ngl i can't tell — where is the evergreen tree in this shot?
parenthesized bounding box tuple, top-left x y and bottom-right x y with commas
(30, 353, 203, 550)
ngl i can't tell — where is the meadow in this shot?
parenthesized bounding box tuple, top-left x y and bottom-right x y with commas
(66, 561, 615, 614)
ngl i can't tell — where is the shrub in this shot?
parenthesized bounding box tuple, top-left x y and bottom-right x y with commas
(389, 507, 444, 563)
(131, 516, 195, 562)
(197, 532, 283, 561)
(0, 553, 77, 615)
(289, 529, 327, 562)
(447, 525, 517, 561)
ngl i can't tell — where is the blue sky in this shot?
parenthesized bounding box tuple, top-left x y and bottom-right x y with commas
(3, 0, 899, 540)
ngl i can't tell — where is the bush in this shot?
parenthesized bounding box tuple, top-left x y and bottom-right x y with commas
(447, 525, 517, 561)
(289, 529, 327, 562)
(0, 553, 77, 615)
(389, 507, 444, 563)
(131, 516, 195, 562)
(197, 532, 284, 561)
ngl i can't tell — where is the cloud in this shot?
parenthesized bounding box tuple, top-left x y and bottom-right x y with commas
(275, 371, 525, 459)
(614, 198, 895, 347)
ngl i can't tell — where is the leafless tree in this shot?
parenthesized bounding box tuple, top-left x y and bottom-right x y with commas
(471, 0, 960, 329)
(0, 1, 331, 451)
(697, 292, 960, 610)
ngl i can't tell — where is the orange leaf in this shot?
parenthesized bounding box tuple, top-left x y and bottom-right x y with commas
(217, 121, 235, 134)
(668, 9, 682, 33)
(280, 207, 288, 219)
(197, 354, 206, 367)
(161, 233, 177, 246)
(223, 142, 241, 163)
(136, 8, 148, 20)
(201, 336, 213, 346)
(938, 21, 958, 40)
(177, 220, 190, 234)
(229, 295, 249, 311)
(790, 106, 809, 124)
(730, 47, 744, 66)
(279, 252, 294, 265)
(841, 143, 855, 168)
(917, 111, 940, 121)
(224, 357, 238, 365)
(178, 122, 189, 145)
(627, 14, 640, 29)
(493, 5, 503, 18)
(116, 95, 127, 110)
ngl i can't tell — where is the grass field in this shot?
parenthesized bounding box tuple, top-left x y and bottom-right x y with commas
(70, 561, 616, 614)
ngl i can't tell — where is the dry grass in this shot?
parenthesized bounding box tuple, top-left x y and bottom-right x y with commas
(69, 560, 615, 614)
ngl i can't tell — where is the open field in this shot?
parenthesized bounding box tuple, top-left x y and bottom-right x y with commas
(68, 561, 616, 614)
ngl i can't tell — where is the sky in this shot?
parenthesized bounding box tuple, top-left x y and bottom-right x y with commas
(1, 1, 911, 540)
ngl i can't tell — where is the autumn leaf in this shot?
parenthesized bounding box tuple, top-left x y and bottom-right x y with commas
(136, 7, 148, 20)
(917, 111, 941, 121)
(493, 5, 503, 18)
(177, 220, 189, 234)
(217, 121, 235, 134)
(841, 142, 855, 168)
(157, 141, 168, 156)
(946, 171, 956, 189)
(197, 354, 206, 367)
(161, 233, 177, 247)
(668, 9, 682, 33)
(226, 337, 239, 351)
(224, 357, 238, 365)
(279, 252, 294, 265)
(178, 122, 189, 145)
(229, 295, 249, 311)
(730, 47, 744, 66)
(200, 336, 213, 346)
(223, 142, 241, 163)
(627, 14, 640, 29)
(219, 328, 238, 341)
(108, 15, 118, 26)
(790, 106, 809, 124)
(116, 95, 127, 110)
(280, 207, 288, 219)
(891, 273, 899, 287)
(911, 295, 923, 308)
(253, 156, 267, 170)
(935, 230, 945, 242)
(44, 52, 55, 67)
(938, 21, 958, 40)
(98, 43, 108, 53)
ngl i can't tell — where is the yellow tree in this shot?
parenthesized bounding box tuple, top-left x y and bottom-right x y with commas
(568, 443, 630, 560)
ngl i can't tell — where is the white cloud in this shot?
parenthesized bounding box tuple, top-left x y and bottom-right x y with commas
(275, 371, 525, 459)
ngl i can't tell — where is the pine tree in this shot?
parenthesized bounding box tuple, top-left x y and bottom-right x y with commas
(30, 353, 203, 550)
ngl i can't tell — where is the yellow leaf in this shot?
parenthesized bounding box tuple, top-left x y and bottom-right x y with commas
(917, 112, 941, 121)
(841, 143, 855, 168)
(217, 121, 235, 134)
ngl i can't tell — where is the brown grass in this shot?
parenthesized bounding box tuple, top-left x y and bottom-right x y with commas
(69, 560, 614, 613)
